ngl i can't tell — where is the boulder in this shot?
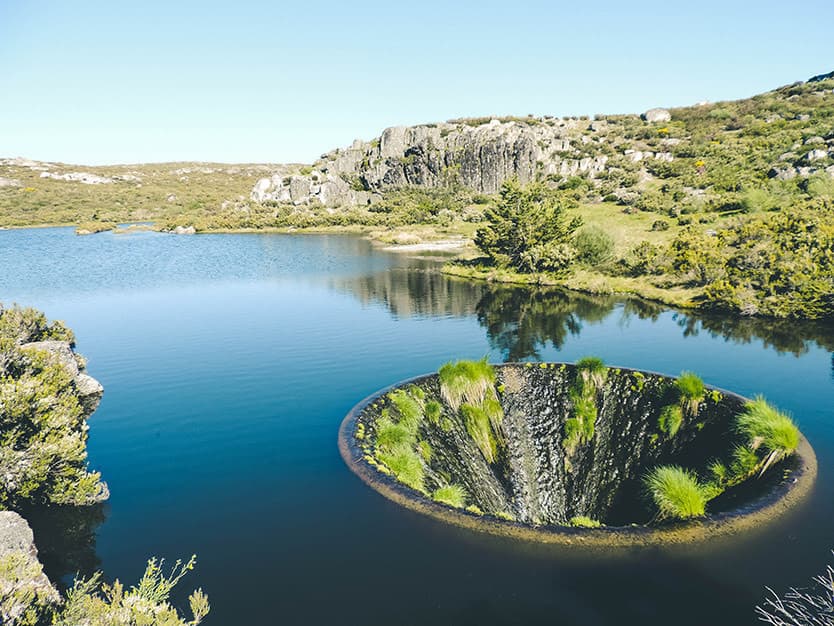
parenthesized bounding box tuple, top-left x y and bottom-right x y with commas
(642, 108, 671, 123)
(0, 511, 59, 608)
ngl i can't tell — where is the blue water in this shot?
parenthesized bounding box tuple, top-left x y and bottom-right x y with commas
(2, 227, 833, 625)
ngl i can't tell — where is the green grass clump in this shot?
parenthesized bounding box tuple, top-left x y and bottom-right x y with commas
(418, 440, 432, 462)
(432, 484, 467, 508)
(375, 418, 414, 450)
(675, 371, 705, 416)
(425, 400, 442, 425)
(465, 504, 483, 515)
(644, 466, 708, 520)
(736, 396, 800, 474)
(575, 356, 608, 390)
(438, 358, 496, 412)
(658, 404, 683, 437)
(568, 516, 601, 528)
(461, 403, 498, 463)
(564, 389, 597, 453)
(387, 388, 424, 429)
(730, 444, 761, 480)
(376, 447, 425, 493)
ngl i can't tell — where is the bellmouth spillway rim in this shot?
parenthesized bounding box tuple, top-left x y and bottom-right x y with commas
(338, 363, 817, 547)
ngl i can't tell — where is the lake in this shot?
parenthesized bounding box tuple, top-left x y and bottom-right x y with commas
(1, 226, 832, 625)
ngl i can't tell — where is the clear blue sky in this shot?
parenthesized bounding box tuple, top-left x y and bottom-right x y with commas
(1, 0, 832, 165)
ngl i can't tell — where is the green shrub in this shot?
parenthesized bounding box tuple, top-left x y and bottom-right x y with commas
(644, 466, 707, 520)
(55, 556, 209, 626)
(574, 226, 614, 265)
(658, 404, 683, 437)
(432, 484, 467, 508)
(0, 308, 105, 509)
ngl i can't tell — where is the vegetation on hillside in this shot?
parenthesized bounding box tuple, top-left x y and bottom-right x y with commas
(1, 553, 209, 626)
(0, 305, 106, 509)
(3, 76, 834, 318)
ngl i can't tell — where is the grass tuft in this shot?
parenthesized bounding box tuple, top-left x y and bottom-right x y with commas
(644, 465, 708, 520)
(432, 484, 467, 508)
(461, 403, 498, 463)
(675, 371, 705, 416)
(564, 388, 596, 452)
(575, 356, 608, 390)
(387, 388, 424, 429)
(736, 396, 800, 475)
(376, 447, 425, 493)
(438, 358, 496, 412)
(658, 404, 683, 437)
(425, 400, 442, 425)
(375, 418, 414, 450)
(568, 516, 602, 528)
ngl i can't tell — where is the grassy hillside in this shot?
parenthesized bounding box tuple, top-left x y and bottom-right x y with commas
(1, 74, 833, 318)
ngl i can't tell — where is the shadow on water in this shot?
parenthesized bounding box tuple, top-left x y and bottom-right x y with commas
(21, 504, 106, 590)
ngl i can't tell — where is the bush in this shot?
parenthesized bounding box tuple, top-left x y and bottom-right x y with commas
(0, 307, 106, 509)
(474, 179, 582, 273)
(574, 226, 614, 265)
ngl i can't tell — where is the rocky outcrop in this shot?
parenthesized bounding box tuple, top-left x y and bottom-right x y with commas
(39, 171, 113, 184)
(0, 511, 60, 621)
(252, 117, 616, 207)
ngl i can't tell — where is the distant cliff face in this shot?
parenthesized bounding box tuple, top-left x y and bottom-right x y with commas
(251, 116, 618, 207)
(252, 72, 834, 211)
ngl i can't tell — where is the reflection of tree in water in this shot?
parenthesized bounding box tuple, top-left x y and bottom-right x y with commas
(475, 287, 619, 361)
(21, 504, 105, 589)
(673, 313, 834, 357)
(476, 287, 672, 361)
(333, 264, 834, 369)
(330, 267, 487, 319)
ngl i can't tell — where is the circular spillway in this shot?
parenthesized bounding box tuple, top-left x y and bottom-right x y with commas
(339, 362, 816, 545)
